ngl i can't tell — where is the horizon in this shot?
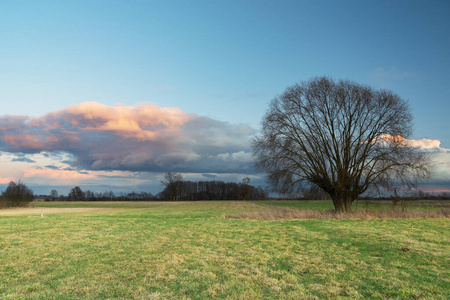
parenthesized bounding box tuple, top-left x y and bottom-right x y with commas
(1, 1, 449, 196)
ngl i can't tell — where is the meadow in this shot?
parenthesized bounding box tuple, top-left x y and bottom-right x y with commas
(0, 201, 449, 299)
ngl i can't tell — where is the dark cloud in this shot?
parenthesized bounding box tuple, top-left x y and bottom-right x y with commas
(11, 157, 36, 163)
(0, 102, 256, 174)
(202, 173, 218, 179)
(44, 165, 60, 170)
(417, 179, 450, 193)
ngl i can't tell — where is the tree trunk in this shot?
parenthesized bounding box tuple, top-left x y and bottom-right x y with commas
(331, 194, 353, 213)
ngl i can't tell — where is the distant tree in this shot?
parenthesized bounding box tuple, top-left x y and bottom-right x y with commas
(161, 172, 183, 201)
(127, 191, 138, 200)
(301, 185, 331, 200)
(241, 177, 251, 200)
(84, 190, 96, 201)
(139, 192, 155, 200)
(68, 186, 85, 201)
(100, 191, 115, 200)
(417, 189, 426, 199)
(253, 77, 431, 212)
(2, 181, 34, 207)
(256, 186, 269, 200)
(50, 189, 58, 200)
(183, 181, 198, 201)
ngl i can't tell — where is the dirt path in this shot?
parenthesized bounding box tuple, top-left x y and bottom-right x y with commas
(0, 207, 111, 215)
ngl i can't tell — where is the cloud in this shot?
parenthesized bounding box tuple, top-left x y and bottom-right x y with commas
(377, 135, 442, 150)
(0, 102, 256, 174)
(16, 164, 149, 190)
(405, 137, 450, 189)
(404, 137, 441, 150)
(23, 167, 97, 183)
(364, 135, 449, 191)
(45, 165, 61, 170)
(11, 156, 36, 163)
(369, 67, 417, 81)
(422, 188, 450, 194)
(202, 173, 218, 179)
(0, 176, 15, 184)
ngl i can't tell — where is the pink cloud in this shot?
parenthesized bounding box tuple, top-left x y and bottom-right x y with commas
(2, 134, 47, 151)
(59, 102, 193, 141)
(0, 102, 195, 150)
(421, 188, 450, 193)
(23, 167, 96, 182)
(0, 115, 29, 131)
(0, 176, 16, 184)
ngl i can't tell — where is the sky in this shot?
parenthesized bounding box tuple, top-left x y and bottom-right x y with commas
(0, 0, 449, 196)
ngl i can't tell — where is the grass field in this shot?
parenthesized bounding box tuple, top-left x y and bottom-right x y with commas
(1, 201, 449, 299)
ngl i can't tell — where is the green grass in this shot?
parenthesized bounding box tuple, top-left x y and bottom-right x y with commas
(1, 201, 449, 299)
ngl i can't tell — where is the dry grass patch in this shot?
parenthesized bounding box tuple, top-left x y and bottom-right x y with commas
(225, 206, 450, 220)
(0, 206, 112, 215)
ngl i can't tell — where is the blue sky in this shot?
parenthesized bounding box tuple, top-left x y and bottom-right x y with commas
(0, 0, 449, 195)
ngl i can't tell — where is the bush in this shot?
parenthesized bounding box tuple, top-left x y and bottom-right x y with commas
(2, 181, 34, 207)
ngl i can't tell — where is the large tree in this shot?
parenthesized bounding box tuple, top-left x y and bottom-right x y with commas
(252, 77, 430, 212)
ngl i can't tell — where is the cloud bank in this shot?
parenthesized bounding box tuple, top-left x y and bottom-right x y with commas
(0, 102, 256, 174)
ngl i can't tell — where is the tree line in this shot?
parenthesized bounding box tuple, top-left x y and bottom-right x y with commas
(159, 173, 268, 201)
(47, 186, 157, 201)
(39, 173, 268, 202)
(1, 179, 448, 209)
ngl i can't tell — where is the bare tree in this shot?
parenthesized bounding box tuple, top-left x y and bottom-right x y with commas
(241, 177, 251, 200)
(161, 172, 184, 201)
(50, 189, 58, 200)
(252, 77, 431, 212)
(68, 186, 85, 201)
